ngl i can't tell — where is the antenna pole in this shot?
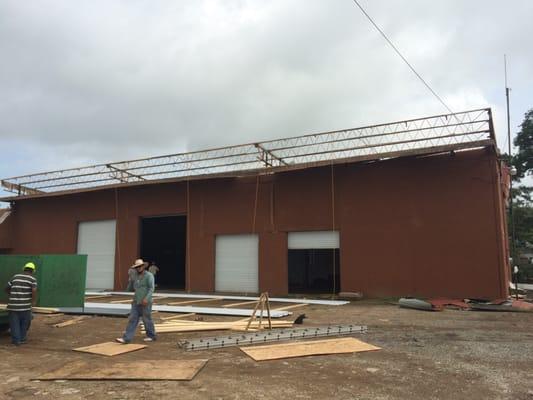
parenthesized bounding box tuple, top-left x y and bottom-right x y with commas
(505, 54, 518, 299)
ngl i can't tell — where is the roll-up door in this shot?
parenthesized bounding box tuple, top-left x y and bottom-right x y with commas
(288, 231, 339, 249)
(77, 220, 116, 290)
(215, 234, 258, 293)
(288, 231, 340, 293)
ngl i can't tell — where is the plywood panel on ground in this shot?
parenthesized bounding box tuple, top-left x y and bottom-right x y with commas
(37, 360, 208, 381)
(239, 337, 381, 361)
(73, 342, 146, 356)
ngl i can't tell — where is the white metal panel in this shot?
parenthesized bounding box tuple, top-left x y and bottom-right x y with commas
(85, 291, 349, 305)
(215, 234, 258, 293)
(83, 302, 289, 317)
(288, 231, 340, 249)
(77, 220, 116, 290)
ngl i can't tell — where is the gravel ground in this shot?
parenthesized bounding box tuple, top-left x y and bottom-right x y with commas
(1, 299, 532, 400)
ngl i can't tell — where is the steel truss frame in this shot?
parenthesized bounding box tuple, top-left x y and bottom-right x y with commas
(1, 108, 495, 197)
(177, 324, 368, 351)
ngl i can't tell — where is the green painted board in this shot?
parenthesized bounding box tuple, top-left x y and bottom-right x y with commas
(0, 255, 87, 307)
(0, 255, 40, 304)
(39, 255, 87, 307)
(0, 309, 9, 330)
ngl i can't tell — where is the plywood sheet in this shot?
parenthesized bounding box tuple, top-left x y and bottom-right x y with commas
(239, 337, 380, 361)
(73, 342, 146, 356)
(38, 359, 208, 381)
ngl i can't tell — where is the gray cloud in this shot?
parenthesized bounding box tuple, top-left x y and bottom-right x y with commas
(1, 0, 532, 188)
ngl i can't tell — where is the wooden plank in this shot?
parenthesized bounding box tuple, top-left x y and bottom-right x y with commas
(239, 337, 381, 361)
(152, 297, 171, 302)
(73, 342, 146, 357)
(85, 295, 110, 300)
(110, 299, 134, 304)
(1, 304, 62, 314)
(148, 320, 293, 333)
(155, 320, 293, 327)
(167, 298, 223, 306)
(32, 307, 62, 314)
(53, 316, 88, 328)
(146, 324, 239, 333)
(37, 359, 208, 381)
(272, 303, 309, 311)
(222, 300, 259, 308)
(160, 313, 196, 321)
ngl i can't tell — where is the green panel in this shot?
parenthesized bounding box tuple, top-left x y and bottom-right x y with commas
(0, 255, 41, 304)
(0, 309, 8, 331)
(38, 255, 87, 308)
(0, 254, 87, 308)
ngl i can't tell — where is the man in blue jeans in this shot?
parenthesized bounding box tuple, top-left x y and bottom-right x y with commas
(5, 262, 38, 346)
(116, 259, 157, 343)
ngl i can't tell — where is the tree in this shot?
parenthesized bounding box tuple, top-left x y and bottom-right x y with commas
(514, 206, 533, 246)
(509, 109, 533, 281)
(512, 108, 533, 180)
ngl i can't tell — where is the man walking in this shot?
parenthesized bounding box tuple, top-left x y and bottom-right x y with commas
(116, 259, 157, 343)
(5, 262, 38, 346)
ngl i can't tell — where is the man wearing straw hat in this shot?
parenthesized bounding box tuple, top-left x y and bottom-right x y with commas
(116, 259, 157, 343)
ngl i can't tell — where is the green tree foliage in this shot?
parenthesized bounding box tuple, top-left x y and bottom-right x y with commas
(512, 186, 532, 207)
(514, 206, 533, 246)
(512, 108, 533, 180)
(509, 110, 533, 273)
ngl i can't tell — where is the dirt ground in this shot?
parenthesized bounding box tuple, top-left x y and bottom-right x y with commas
(1, 298, 533, 400)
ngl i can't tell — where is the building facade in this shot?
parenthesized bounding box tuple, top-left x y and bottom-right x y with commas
(0, 109, 511, 298)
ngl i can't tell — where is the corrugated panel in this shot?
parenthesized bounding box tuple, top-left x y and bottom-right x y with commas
(288, 231, 340, 249)
(77, 220, 116, 290)
(215, 234, 258, 293)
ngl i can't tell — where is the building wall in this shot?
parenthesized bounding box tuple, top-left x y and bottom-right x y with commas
(0, 210, 13, 251)
(2, 148, 509, 298)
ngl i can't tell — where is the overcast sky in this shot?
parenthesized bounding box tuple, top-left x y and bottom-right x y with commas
(1, 0, 532, 198)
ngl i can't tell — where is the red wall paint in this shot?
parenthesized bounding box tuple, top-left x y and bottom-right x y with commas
(1, 148, 509, 298)
(0, 211, 13, 250)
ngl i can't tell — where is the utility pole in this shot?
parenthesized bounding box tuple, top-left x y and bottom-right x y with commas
(505, 54, 518, 299)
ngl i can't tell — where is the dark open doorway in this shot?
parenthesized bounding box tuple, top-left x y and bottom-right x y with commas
(140, 215, 186, 290)
(288, 249, 340, 294)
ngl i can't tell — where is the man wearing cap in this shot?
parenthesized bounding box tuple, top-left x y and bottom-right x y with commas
(5, 262, 38, 346)
(116, 259, 157, 343)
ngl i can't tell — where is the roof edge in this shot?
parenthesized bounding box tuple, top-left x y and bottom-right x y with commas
(0, 139, 496, 202)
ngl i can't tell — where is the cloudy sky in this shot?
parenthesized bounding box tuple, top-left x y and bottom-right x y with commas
(1, 0, 532, 197)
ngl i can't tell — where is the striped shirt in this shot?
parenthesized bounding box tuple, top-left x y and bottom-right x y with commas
(7, 273, 38, 311)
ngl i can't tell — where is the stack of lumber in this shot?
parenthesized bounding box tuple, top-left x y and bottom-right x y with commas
(143, 319, 294, 333)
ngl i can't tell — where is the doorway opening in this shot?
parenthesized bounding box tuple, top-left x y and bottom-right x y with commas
(140, 215, 186, 290)
(288, 249, 340, 294)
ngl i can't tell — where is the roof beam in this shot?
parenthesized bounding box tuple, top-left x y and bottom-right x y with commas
(254, 143, 289, 167)
(106, 164, 146, 183)
(1, 180, 44, 195)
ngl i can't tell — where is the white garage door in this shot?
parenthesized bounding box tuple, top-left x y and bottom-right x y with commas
(77, 220, 117, 290)
(215, 234, 258, 293)
(288, 231, 340, 249)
